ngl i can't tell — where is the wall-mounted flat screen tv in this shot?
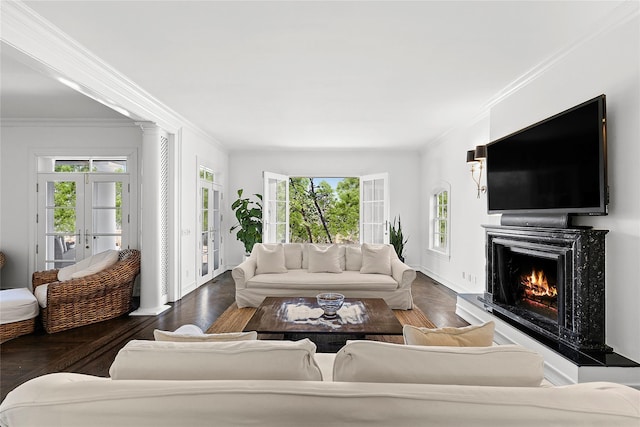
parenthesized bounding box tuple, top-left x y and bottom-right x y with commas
(486, 95, 607, 215)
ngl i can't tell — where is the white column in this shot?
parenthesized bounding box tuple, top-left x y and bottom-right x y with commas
(130, 123, 171, 316)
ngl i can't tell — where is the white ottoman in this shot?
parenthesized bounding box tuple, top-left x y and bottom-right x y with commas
(0, 288, 39, 342)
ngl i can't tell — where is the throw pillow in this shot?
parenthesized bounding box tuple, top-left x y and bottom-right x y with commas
(255, 244, 288, 274)
(302, 244, 346, 270)
(308, 244, 342, 273)
(345, 246, 363, 271)
(153, 324, 258, 342)
(333, 340, 544, 387)
(283, 243, 303, 269)
(57, 249, 119, 281)
(403, 321, 495, 347)
(109, 339, 323, 381)
(360, 243, 391, 275)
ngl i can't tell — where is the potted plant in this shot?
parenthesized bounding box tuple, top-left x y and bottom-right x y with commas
(230, 189, 263, 255)
(390, 216, 408, 262)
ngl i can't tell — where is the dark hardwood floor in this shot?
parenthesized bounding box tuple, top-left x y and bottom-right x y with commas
(0, 271, 466, 402)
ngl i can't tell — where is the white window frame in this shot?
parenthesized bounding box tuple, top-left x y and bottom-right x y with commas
(429, 182, 451, 257)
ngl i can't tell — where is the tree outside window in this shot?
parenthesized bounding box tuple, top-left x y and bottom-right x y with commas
(289, 177, 359, 244)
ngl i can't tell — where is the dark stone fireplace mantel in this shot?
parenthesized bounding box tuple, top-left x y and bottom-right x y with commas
(482, 225, 609, 352)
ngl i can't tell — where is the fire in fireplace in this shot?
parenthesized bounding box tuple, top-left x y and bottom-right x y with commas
(519, 267, 558, 322)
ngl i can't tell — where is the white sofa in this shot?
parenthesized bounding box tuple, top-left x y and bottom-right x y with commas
(0, 339, 638, 426)
(232, 243, 416, 309)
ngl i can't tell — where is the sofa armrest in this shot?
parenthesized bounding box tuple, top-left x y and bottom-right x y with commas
(32, 269, 60, 289)
(391, 259, 416, 289)
(232, 257, 257, 290)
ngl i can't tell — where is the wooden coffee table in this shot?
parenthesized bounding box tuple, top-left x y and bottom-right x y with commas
(243, 296, 404, 352)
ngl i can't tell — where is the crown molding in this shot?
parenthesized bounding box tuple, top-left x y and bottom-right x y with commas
(422, 0, 639, 154)
(0, 1, 226, 152)
(0, 118, 140, 128)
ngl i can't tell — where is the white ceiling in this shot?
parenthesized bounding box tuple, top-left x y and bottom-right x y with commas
(1, 1, 624, 151)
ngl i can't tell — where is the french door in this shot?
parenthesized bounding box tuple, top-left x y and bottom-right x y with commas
(263, 171, 289, 243)
(36, 173, 130, 270)
(197, 179, 223, 285)
(360, 173, 390, 244)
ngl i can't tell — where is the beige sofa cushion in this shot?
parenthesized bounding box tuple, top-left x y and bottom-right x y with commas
(360, 243, 391, 275)
(345, 246, 363, 271)
(246, 270, 398, 291)
(308, 244, 342, 273)
(109, 339, 323, 381)
(153, 324, 258, 342)
(255, 244, 288, 274)
(283, 243, 303, 269)
(333, 341, 544, 387)
(57, 249, 119, 281)
(403, 321, 495, 347)
(302, 244, 346, 270)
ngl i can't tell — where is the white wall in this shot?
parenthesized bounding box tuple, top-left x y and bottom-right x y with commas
(177, 127, 229, 297)
(227, 150, 421, 267)
(420, 113, 496, 294)
(421, 5, 639, 362)
(0, 122, 142, 289)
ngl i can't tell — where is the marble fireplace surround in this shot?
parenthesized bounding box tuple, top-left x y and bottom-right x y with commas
(481, 225, 610, 353)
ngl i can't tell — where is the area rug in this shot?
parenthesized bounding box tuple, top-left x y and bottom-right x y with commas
(206, 302, 436, 344)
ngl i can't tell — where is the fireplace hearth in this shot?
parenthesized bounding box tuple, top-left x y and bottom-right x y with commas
(482, 225, 610, 353)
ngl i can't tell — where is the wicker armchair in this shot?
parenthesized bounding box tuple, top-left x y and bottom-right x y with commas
(32, 249, 141, 334)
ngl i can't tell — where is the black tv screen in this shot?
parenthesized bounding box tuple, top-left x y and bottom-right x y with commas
(486, 95, 607, 216)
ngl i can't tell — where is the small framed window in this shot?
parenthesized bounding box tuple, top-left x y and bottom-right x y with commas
(199, 166, 214, 183)
(429, 183, 450, 256)
(51, 159, 127, 173)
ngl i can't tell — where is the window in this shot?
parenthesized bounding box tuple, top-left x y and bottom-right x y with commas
(430, 184, 450, 255)
(263, 172, 389, 244)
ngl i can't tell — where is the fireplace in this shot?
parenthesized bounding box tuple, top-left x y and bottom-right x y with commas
(482, 225, 610, 353)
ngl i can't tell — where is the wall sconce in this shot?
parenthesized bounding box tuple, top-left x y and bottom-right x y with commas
(466, 145, 487, 198)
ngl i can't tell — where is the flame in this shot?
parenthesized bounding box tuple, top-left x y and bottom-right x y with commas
(521, 269, 557, 298)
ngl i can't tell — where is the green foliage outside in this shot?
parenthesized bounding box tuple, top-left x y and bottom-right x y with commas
(289, 177, 359, 244)
(52, 165, 123, 235)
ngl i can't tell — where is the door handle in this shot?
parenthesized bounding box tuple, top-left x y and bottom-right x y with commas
(85, 229, 90, 249)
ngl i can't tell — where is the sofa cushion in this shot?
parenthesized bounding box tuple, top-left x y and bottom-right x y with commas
(246, 270, 398, 291)
(403, 321, 495, 347)
(333, 341, 544, 387)
(57, 249, 119, 281)
(153, 325, 258, 342)
(360, 243, 391, 275)
(345, 246, 363, 271)
(255, 244, 288, 274)
(109, 339, 323, 381)
(308, 244, 342, 273)
(0, 288, 39, 324)
(283, 243, 303, 269)
(302, 244, 346, 270)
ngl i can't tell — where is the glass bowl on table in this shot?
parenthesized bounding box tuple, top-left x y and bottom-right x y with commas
(316, 293, 345, 318)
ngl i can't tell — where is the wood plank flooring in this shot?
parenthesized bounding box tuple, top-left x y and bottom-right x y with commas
(0, 271, 466, 402)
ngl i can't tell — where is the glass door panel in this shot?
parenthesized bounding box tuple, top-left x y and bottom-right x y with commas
(91, 177, 128, 254)
(200, 186, 210, 280)
(263, 171, 289, 243)
(39, 176, 83, 270)
(360, 173, 389, 244)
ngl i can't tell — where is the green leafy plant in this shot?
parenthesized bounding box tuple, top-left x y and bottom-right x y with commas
(390, 216, 408, 262)
(229, 189, 263, 254)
